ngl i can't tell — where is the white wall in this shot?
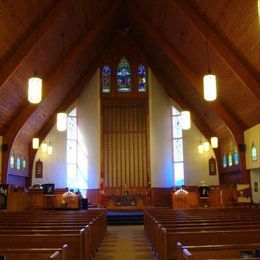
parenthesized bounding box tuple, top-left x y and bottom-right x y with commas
(183, 121, 219, 186)
(78, 71, 100, 188)
(31, 69, 219, 189)
(32, 71, 100, 189)
(251, 168, 260, 203)
(149, 71, 219, 187)
(149, 70, 173, 187)
(244, 123, 260, 169)
(32, 129, 67, 187)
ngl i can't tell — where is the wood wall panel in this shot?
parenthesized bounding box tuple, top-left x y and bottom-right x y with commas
(102, 101, 148, 189)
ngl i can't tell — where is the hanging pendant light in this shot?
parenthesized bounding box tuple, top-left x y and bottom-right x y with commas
(181, 111, 191, 130)
(203, 1, 217, 102)
(57, 112, 67, 131)
(32, 137, 40, 149)
(47, 142, 53, 155)
(41, 140, 48, 153)
(203, 71, 217, 101)
(28, 76, 42, 104)
(211, 137, 218, 148)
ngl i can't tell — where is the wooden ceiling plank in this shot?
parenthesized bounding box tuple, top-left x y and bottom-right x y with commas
(0, 0, 70, 89)
(173, 0, 260, 101)
(1, 1, 121, 183)
(126, 1, 244, 145)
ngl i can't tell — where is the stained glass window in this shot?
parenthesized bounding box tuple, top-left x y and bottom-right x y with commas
(117, 57, 131, 93)
(223, 154, 227, 168)
(66, 108, 88, 189)
(251, 142, 257, 161)
(22, 159, 27, 169)
(172, 106, 184, 186)
(234, 149, 239, 165)
(16, 156, 21, 170)
(10, 153, 15, 168)
(137, 65, 147, 92)
(228, 151, 233, 166)
(101, 66, 111, 93)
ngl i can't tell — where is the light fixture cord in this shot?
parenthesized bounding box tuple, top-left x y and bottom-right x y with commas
(35, 2, 40, 76)
(204, 0, 211, 73)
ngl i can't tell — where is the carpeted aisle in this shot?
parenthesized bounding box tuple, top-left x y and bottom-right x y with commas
(94, 225, 155, 260)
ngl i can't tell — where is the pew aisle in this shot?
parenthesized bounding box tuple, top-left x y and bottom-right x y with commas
(94, 225, 155, 260)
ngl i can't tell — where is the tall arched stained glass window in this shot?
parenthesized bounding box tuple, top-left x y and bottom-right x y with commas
(10, 153, 15, 168)
(101, 66, 111, 93)
(137, 65, 147, 92)
(234, 148, 239, 165)
(228, 151, 233, 166)
(223, 154, 227, 168)
(251, 142, 257, 161)
(172, 106, 184, 186)
(117, 57, 131, 93)
(16, 155, 21, 170)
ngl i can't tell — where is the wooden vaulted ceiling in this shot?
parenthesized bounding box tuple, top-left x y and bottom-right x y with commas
(0, 0, 259, 180)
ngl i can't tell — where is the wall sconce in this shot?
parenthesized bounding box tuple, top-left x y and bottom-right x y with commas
(198, 143, 204, 154)
(41, 140, 47, 153)
(47, 142, 53, 155)
(203, 141, 210, 152)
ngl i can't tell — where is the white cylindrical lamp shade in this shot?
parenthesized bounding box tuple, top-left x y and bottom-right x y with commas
(198, 144, 204, 154)
(203, 141, 210, 152)
(32, 138, 39, 149)
(47, 144, 53, 155)
(211, 137, 218, 148)
(57, 113, 67, 131)
(41, 140, 48, 153)
(28, 77, 42, 104)
(203, 74, 217, 101)
(181, 111, 191, 130)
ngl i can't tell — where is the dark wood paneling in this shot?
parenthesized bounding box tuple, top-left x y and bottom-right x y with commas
(102, 101, 148, 189)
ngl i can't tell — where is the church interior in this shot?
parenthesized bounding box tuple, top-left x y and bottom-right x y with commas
(0, 0, 260, 259)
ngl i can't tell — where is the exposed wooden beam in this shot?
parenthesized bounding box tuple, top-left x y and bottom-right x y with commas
(126, 1, 245, 146)
(1, 2, 121, 183)
(173, 0, 260, 101)
(0, 0, 70, 89)
(28, 60, 101, 186)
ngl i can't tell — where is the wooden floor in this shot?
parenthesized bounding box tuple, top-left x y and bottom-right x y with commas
(94, 225, 155, 260)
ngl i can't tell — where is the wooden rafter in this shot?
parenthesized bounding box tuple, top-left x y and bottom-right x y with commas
(0, 0, 70, 89)
(126, 1, 245, 146)
(173, 0, 260, 101)
(1, 1, 121, 183)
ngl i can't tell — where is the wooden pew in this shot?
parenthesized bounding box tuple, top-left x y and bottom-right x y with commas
(176, 242, 260, 260)
(144, 208, 260, 259)
(159, 228, 260, 260)
(0, 244, 68, 260)
(0, 230, 85, 260)
(0, 210, 107, 259)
